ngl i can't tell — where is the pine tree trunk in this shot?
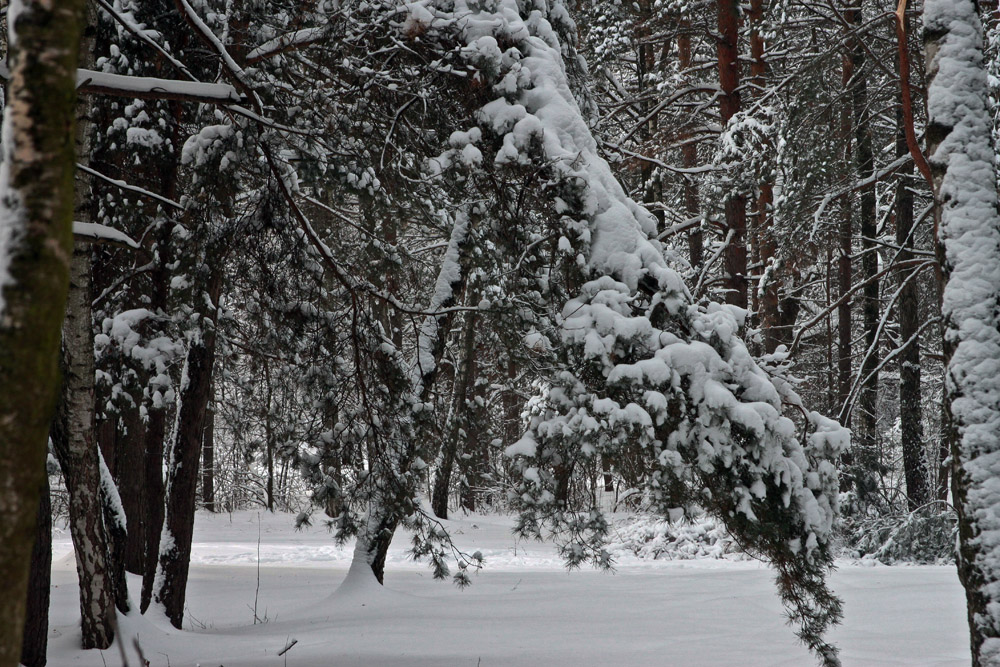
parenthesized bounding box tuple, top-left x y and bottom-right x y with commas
(20, 469, 51, 667)
(117, 405, 147, 574)
(458, 316, 482, 514)
(924, 0, 1000, 660)
(153, 265, 223, 628)
(139, 199, 174, 614)
(0, 0, 86, 661)
(717, 0, 747, 309)
(849, 0, 881, 501)
(837, 51, 854, 433)
(432, 313, 478, 519)
(749, 0, 782, 351)
(894, 88, 929, 511)
(431, 444, 456, 520)
(677, 24, 702, 270)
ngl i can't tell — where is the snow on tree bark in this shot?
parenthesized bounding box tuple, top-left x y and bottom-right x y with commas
(50, 245, 118, 649)
(0, 0, 87, 662)
(924, 0, 1000, 662)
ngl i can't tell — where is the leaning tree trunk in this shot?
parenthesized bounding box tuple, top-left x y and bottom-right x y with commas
(20, 467, 51, 667)
(0, 0, 87, 662)
(924, 0, 1000, 662)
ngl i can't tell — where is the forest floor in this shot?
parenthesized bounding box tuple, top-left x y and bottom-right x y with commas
(48, 509, 968, 666)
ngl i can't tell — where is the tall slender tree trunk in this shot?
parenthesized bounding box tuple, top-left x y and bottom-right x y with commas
(153, 265, 223, 628)
(718, 0, 748, 309)
(458, 316, 483, 513)
(51, 245, 118, 650)
(749, 0, 782, 351)
(0, 0, 86, 661)
(139, 189, 176, 614)
(50, 9, 127, 643)
(837, 54, 854, 433)
(894, 37, 929, 510)
(849, 0, 881, 501)
(20, 468, 51, 667)
(263, 361, 275, 512)
(117, 402, 146, 573)
(678, 23, 702, 270)
(432, 313, 478, 520)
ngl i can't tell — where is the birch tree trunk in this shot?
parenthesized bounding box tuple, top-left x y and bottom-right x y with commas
(924, 0, 1000, 661)
(0, 0, 86, 662)
(50, 244, 118, 650)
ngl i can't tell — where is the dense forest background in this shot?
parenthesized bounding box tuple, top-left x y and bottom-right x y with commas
(2, 0, 1000, 664)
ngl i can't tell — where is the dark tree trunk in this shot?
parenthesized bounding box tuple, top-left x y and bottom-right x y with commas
(432, 313, 478, 519)
(153, 266, 223, 628)
(458, 320, 483, 514)
(849, 0, 881, 501)
(749, 0, 783, 352)
(895, 80, 929, 511)
(837, 45, 854, 434)
(139, 186, 175, 614)
(717, 0, 747, 309)
(99, 454, 130, 614)
(118, 404, 147, 574)
(431, 446, 456, 520)
(677, 24, 702, 270)
(20, 469, 51, 667)
(140, 407, 167, 613)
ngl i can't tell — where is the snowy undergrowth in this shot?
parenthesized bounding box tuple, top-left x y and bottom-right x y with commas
(607, 514, 749, 562)
(840, 503, 957, 566)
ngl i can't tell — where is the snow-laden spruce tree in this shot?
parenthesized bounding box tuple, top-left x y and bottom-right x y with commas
(924, 0, 1000, 663)
(277, 1, 848, 663)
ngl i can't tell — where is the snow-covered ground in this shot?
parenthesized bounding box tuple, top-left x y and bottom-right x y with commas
(48, 510, 969, 666)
